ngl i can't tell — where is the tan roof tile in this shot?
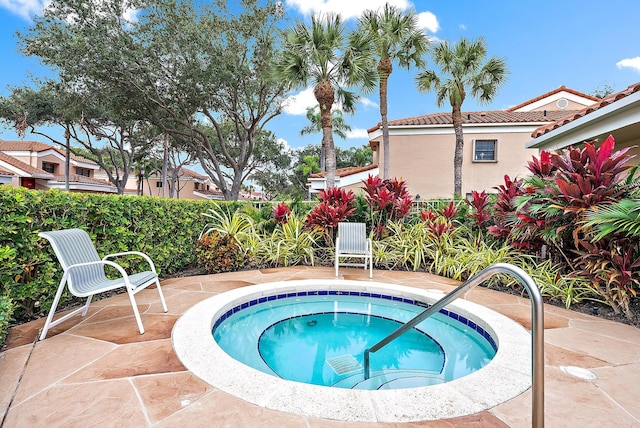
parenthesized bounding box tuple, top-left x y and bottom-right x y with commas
(368, 110, 578, 132)
(0, 140, 97, 165)
(309, 164, 378, 179)
(49, 175, 116, 187)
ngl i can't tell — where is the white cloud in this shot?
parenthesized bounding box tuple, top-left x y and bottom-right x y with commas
(285, 0, 410, 20)
(416, 11, 439, 34)
(346, 128, 369, 139)
(1, 0, 139, 23)
(359, 97, 379, 109)
(616, 57, 640, 73)
(0, 0, 45, 20)
(459, 23, 467, 30)
(281, 87, 318, 115)
(277, 138, 293, 152)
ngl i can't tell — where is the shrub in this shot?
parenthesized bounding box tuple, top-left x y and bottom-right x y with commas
(306, 188, 355, 242)
(0, 185, 215, 347)
(257, 213, 321, 267)
(196, 232, 246, 274)
(362, 175, 413, 239)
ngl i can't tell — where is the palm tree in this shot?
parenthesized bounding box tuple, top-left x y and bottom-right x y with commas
(275, 13, 376, 188)
(416, 37, 508, 197)
(300, 107, 352, 171)
(359, 4, 429, 180)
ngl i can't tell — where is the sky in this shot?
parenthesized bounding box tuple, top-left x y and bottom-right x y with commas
(1, 0, 640, 154)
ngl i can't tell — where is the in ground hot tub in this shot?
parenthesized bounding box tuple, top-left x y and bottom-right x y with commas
(172, 280, 531, 422)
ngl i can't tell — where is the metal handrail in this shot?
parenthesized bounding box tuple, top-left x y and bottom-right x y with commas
(363, 263, 544, 428)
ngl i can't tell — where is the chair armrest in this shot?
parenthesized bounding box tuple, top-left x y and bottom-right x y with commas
(103, 251, 157, 274)
(66, 260, 133, 288)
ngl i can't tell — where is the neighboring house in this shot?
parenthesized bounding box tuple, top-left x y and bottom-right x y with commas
(367, 86, 600, 199)
(122, 167, 225, 200)
(0, 140, 116, 193)
(527, 82, 640, 165)
(308, 164, 379, 195)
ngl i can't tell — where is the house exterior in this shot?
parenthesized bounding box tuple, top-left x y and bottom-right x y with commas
(527, 82, 640, 164)
(0, 140, 116, 193)
(308, 164, 379, 196)
(119, 167, 225, 200)
(367, 87, 600, 199)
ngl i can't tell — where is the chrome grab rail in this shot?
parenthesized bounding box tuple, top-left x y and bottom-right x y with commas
(363, 263, 544, 428)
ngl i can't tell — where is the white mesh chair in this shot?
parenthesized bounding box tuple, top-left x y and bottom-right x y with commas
(38, 228, 168, 340)
(335, 222, 373, 278)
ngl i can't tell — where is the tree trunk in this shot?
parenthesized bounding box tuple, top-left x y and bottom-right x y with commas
(314, 79, 336, 188)
(161, 135, 168, 197)
(64, 125, 71, 192)
(378, 58, 392, 180)
(452, 103, 464, 198)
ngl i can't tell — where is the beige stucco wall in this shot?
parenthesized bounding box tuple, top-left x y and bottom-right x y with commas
(530, 99, 588, 112)
(373, 129, 539, 199)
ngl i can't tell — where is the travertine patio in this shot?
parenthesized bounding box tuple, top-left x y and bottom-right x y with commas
(1, 267, 639, 427)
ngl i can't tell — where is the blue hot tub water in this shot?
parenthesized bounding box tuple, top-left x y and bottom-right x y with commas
(212, 291, 496, 390)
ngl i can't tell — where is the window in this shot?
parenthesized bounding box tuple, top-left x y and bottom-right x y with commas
(156, 181, 163, 188)
(42, 162, 56, 173)
(76, 167, 91, 177)
(194, 182, 200, 190)
(473, 140, 497, 161)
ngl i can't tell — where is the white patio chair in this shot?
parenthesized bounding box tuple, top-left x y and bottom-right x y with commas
(335, 222, 373, 278)
(38, 228, 168, 340)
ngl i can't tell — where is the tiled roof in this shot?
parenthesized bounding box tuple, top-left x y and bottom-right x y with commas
(178, 167, 207, 180)
(0, 140, 97, 165)
(0, 152, 53, 177)
(506, 86, 600, 112)
(309, 164, 378, 179)
(367, 110, 578, 132)
(195, 189, 225, 199)
(531, 82, 640, 138)
(50, 175, 116, 187)
(0, 167, 14, 176)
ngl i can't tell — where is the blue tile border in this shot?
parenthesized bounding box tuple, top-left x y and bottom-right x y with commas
(212, 290, 497, 352)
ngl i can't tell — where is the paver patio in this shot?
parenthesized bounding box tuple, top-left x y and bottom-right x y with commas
(1, 266, 639, 427)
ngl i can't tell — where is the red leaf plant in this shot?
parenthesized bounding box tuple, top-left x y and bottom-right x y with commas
(466, 190, 491, 230)
(362, 175, 413, 238)
(273, 202, 291, 225)
(306, 188, 355, 237)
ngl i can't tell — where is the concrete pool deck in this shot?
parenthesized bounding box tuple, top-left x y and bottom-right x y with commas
(2, 266, 639, 427)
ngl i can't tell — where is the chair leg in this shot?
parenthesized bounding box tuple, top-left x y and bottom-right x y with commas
(127, 289, 145, 334)
(335, 255, 339, 277)
(155, 279, 168, 313)
(40, 274, 68, 340)
(81, 296, 93, 317)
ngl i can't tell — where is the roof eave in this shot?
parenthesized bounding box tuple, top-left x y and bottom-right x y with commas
(527, 91, 640, 150)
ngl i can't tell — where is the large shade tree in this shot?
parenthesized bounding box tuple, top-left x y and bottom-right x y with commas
(274, 13, 377, 188)
(0, 79, 151, 194)
(18, 0, 287, 200)
(416, 37, 508, 197)
(359, 4, 429, 179)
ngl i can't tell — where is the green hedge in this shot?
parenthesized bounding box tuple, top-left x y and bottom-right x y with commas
(0, 185, 252, 346)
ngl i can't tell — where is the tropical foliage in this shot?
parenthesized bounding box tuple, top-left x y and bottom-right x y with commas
(274, 12, 377, 187)
(359, 4, 429, 180)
